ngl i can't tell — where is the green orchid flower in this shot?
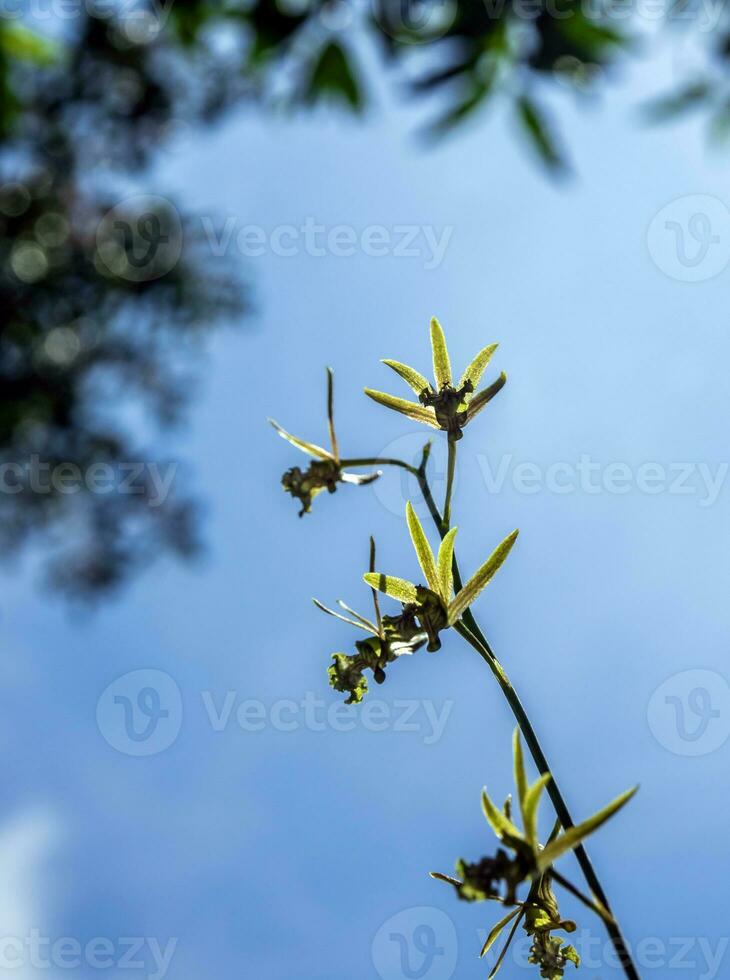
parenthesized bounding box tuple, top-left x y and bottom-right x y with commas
(364, 317, 507, 441)
(317, 538, 428, 703)
(431, 730, 637, 979)
(270, 368, 380, 516)
(363, 501, 518, 651)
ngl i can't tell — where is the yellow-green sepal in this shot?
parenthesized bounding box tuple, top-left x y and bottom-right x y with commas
(536, 786, 638, 874)
(364, 389, 439, 428)
(448, 529, 519, 625)
(382, 359, 431, 397)
(429, 317, 452, 388)
(406, 502, 439, 593)
(458, 343, 499, 393)
(363, 573, 419, 604)
(269, 419, 334, 461)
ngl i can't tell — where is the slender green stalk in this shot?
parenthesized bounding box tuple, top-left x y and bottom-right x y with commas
(409, 456, 637, 973)
(341, 451, 640, 980)
(453, 626, 639, 980)
(442, 437, 457, 531)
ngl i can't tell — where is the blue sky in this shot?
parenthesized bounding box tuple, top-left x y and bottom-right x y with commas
(2, 32, 730, 980)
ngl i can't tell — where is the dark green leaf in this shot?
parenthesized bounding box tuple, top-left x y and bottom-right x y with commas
(516, 97, 566, 173)
(644, 82, 710, 123)
(305, 41, 363, 111)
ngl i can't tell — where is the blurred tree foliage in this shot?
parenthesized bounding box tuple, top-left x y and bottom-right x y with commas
(0, 9, 245, 596)
(0, 0, 719, 595)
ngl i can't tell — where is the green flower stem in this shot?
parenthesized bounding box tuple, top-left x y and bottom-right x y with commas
(452, 620, 639, 980)
(341, 450, 640, 980)
(442, 437, 457, 532)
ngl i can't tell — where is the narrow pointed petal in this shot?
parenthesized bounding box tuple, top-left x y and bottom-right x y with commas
(340, 470, 381, 485)
(480, 906, 523, 959)
(269, 419, 334, 461)
(312, 598, 377, 633)
(364, 390, 439, 428)
(481, 788, 524, 844)
(363, 573, 419, 604)
(448, 529, 519, 625)
(429, 871, 463, 887)
(465, 372, 507, 422)
(512, 728, 528, 814)
(522, 773, 552, 849)
(487, 909, 526, 979)
(458, 343, 499, 393)
(537, 786, 638, 874)
(336, 600, 379, 633)
(326, 367, 339, 462)
(436, 527, 458, 602)
(430, 317, 452, 387)
(382, 359, 431, 398)
(406, 502, 439, 593)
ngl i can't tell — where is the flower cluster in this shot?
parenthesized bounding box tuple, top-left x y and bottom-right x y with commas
(431, 731, 637, 979)
(312, 538, 427, 703)
(364, 317, 506, 441)
(269, 368, 379, 516)
(365, 501, 518, 652)
(319, 506, 518, 702)
(326, 608, 428, 704)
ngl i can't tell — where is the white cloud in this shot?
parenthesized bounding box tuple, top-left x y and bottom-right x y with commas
(0, 810, 61, 980)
